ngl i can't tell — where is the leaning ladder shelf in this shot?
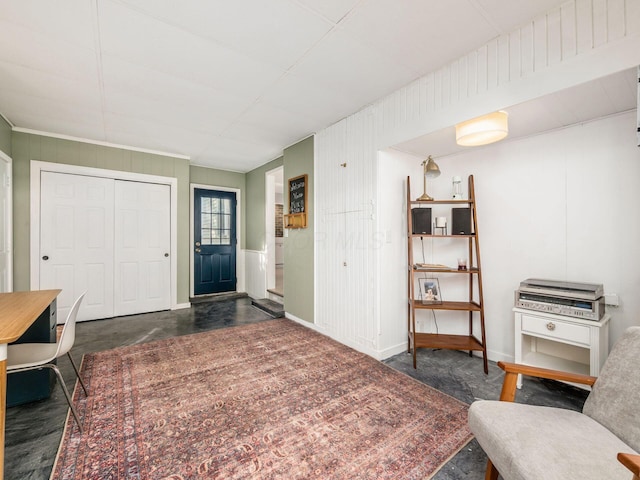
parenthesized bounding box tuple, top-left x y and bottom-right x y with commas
(406, 175, 488, 374)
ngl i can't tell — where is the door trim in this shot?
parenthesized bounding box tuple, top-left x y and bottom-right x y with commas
(190, 183, 243, 298)
(265, 166, 283, 294)
(30, 161, 179, 310)
(0, 150, 12, 293)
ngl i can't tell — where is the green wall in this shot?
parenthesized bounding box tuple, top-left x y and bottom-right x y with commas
(245, 157, 283, 252)
(283, 136, 314, 323)
(190, 165, 247, 248)
(10, 129, 314, 320)
(0, 116, 11, 156)
(11, 132, 191, 303)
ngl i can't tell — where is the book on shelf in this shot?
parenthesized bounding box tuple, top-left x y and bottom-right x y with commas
(414, 263, 451, 270)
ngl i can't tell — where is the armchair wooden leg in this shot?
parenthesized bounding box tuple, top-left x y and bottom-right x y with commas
(485, 459, 499, 480)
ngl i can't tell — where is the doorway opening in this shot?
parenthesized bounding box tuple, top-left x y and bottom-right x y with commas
(265, 166, 284, 302)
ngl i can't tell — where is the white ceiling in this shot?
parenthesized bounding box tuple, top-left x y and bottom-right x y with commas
(0, 0, 613, 172)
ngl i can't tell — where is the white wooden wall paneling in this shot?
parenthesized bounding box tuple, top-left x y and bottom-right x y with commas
(314, 0, 640, 358)
(379, 0, 639, 147)
(316, 107, 379, 355)
(244, 249, 266, 300)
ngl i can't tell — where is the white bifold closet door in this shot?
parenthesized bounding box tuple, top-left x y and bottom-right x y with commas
(114, 180, 170, 317)
(40, 172, 170, 322)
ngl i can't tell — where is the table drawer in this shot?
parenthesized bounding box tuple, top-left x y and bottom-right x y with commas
(521, 314, 590, 346)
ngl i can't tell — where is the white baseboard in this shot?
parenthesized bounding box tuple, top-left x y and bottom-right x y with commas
(285, 312, 317, 329)
(172, 302, 191, 310)
(377, 342, 409, 360)
(285, 314, 397, 361)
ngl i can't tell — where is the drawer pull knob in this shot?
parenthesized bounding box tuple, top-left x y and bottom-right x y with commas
(546, 322, 556, 331)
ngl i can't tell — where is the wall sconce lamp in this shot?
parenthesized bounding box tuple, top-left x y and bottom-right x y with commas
(455, 111, 509, 146)
(416, 155, 440, 201)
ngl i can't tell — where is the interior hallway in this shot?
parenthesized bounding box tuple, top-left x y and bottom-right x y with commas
(5, 296, 588, 479)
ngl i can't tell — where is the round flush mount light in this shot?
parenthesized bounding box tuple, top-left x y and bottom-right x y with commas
(455, 111, 509, 147)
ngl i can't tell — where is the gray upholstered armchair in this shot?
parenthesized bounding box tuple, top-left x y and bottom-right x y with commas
(469, 326, 640, 480)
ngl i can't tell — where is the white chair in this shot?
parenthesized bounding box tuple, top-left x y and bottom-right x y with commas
(7, 292, 88, 432)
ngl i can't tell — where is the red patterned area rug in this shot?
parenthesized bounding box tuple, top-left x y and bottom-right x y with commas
(52, 319, 472, 479)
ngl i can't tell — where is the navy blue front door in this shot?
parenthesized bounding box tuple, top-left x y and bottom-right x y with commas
(194, 189, 237, 295)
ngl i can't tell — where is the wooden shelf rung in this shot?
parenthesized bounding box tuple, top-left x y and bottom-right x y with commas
(412, 333, 484, 350)
(412, 267, 479, 274)
(409, 200, 473, 205)
(411, 300, 481, 311)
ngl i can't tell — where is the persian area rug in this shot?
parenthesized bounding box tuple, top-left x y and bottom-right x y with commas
(52, 319, 472, 479)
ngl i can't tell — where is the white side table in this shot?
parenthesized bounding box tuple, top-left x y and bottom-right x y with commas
(513, 307, 610, 389)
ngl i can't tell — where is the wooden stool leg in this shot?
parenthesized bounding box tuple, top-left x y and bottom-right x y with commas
(485, 459, 499, 480)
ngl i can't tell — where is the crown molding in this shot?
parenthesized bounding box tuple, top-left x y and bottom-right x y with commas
(12, 127, 191, 160)
(0, 112, 14, 128)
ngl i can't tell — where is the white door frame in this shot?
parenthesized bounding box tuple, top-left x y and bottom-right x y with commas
(30, 161, 179, 310)
(0, 150, 12, 293)
(190, 183, 243, 298)
(265, 166, 283, 291)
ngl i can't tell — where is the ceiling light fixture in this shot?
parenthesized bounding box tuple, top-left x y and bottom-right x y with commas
(455, 111, 509, 146)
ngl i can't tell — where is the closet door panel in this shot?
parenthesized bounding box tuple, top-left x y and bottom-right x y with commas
(114, 180, 171, 316)
(40, 172, 115, 321)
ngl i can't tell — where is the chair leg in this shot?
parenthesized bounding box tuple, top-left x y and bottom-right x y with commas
(49, 365, 83, 434)
(67, 352, 88, 397)
(485, 459, 499, 480)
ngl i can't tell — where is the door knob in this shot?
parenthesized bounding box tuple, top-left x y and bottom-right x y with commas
(164, 253, 169, 257)
(195, 248, 201, 253)
(195, 242, 201, 247)
(42, 255, 49, 261)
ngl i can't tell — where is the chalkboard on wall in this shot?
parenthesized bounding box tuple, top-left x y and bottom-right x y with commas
(288, 174, 307, 213)
(285, 174, 308, 228)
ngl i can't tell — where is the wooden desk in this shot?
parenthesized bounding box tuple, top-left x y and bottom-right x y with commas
(0, 289, 61, 480)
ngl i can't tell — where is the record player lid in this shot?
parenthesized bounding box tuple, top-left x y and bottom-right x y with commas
(520, 278, 603, 294)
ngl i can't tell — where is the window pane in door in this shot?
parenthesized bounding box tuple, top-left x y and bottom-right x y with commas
(198, 196, 233, 247)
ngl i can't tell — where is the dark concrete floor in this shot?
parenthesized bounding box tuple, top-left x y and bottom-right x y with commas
(5, 296, 588, 479)
(383, 347, 589, 479)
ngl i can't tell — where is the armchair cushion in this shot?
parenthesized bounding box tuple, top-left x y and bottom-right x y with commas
(583, 327, 640, 452)
(469, 400, 637, 480)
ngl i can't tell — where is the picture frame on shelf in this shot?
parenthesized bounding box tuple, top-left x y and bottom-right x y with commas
(419, 278, 442, 304)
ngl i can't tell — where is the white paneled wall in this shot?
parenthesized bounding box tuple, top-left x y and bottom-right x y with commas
(315, 0, 640, 359)
(379, 0, 640, 148)
(315, 106, 380, 356)
(244, 249, 266, 299)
